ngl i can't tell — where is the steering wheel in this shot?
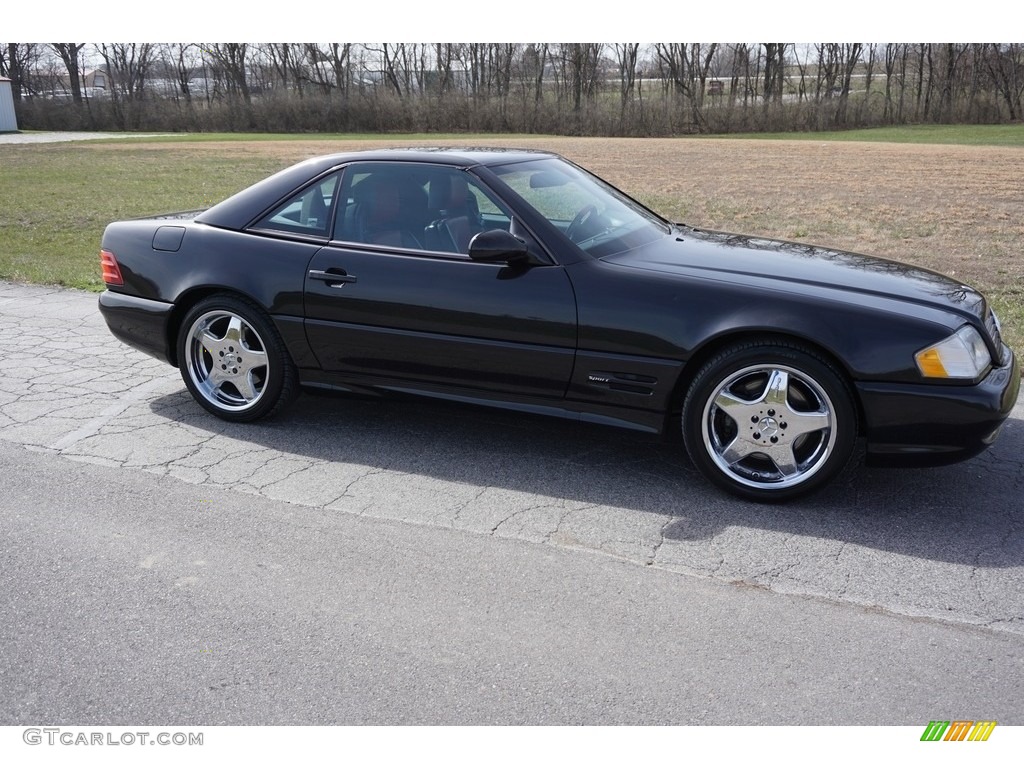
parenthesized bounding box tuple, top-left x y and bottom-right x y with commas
(565, 204, 598, 242)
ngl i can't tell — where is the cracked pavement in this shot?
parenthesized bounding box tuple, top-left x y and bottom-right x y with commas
(2, 279, 1023, 635)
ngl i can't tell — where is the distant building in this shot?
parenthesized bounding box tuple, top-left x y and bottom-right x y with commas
(0, 77, 18, 132)
(81, 69, 109, 90)
(35, 68, 111, 100)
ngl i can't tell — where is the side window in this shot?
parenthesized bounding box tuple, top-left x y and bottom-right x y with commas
(422, 171, 511, 255)
(253, 172, 339, 238)
(333, 163, 513, 256)
(334, 164, 429, 250)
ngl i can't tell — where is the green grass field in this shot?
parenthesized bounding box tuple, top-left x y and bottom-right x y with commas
(709, 124, 1024, 146)
(0, 143, 287, 290)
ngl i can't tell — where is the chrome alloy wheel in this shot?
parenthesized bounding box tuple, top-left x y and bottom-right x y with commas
(184, 310, 269, 413)
(700, 363, 838, 491)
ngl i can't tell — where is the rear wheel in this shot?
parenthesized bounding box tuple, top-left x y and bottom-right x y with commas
(177, 295, 297, 422)
(682, 341, 857, 502)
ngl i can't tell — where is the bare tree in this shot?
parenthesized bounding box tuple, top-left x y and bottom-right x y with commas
(557, 43, 602, 112)
(814, 43, 840, 102)
(205, 43, 251, 103)
(654, 44, 716, 131)
(790, 44, 810, 102)
(162, 43, 200, 104)
(883, 43, 902, 122)
(370, 43, 404, 97)
(264, 43, 302, 96)
(433, 43, 457, 94)
(983, 43, 1024, 121)
(523, 43, 547, 105)
(835, 43, 862, 125)
(13, 39, 1024, 135)
(50, 43, 86, 105)
(859, 44, 878, 124)
(613, 42, 640, 122)
(98, 43, 155, 128)
(463, 43, 518, 101)
(938, 43, 968, 122)
(99, 43, 153, 99)
(303, 43, 352, 95)
(913, 44, 933, 121)
(762, 43, 786, 104)
(727, 44, 754, 108)
(2, 43, 42, 100)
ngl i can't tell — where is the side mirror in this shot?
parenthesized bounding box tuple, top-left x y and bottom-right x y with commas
(468, 229, 530, 265)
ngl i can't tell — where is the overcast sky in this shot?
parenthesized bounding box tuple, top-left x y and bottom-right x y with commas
(4, 2, 1012, 43)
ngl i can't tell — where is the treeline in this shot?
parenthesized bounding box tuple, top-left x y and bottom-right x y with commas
(3, 43, 1023, 136)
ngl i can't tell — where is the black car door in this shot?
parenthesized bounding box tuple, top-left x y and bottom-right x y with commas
(302, 162, 578, 400)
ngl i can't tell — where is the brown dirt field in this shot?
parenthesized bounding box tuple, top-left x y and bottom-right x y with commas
(104, 136, 1024, 336)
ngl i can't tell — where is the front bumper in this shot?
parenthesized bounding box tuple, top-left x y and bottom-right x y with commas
(857, 344, 1020, 467)
(98, 290, 175, 365)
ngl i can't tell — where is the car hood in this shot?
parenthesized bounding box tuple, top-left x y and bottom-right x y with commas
(603, 227, 987, 321)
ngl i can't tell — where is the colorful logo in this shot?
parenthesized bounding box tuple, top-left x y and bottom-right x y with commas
(920, 721, 997, 742)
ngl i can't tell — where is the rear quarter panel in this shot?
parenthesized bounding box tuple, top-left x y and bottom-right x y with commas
(102, 221, 320, 316)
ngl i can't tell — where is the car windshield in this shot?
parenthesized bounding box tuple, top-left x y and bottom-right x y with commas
(488, 157, 671, 257)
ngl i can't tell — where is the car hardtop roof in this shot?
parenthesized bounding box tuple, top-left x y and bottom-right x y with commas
(310, 146, 561, 168)
(197, 147, 564, 230)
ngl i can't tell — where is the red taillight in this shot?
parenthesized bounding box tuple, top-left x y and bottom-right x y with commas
(100, 249, 124, 286)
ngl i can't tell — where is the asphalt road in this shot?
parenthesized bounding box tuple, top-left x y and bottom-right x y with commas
(1, 280, 1022, 724)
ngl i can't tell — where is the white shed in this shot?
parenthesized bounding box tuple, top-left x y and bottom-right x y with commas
(0, 78, 18, 132)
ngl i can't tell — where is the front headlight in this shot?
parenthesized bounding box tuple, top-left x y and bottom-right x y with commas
(915, 326, 992, 379)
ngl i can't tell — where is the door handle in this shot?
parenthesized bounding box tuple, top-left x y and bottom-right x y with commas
(308, 269, 358, 286)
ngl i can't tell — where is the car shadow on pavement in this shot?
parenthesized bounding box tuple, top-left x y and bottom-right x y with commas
(148, 388, 1024, 569)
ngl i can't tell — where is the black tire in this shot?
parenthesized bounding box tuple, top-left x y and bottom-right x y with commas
(681, 340, 857, 502)
(177, 295, 298, 422)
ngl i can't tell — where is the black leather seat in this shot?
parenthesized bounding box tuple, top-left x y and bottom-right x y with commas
(423, 175, 482, 254)
(351, 177, 422, 249)
(299, 188, 329, 233)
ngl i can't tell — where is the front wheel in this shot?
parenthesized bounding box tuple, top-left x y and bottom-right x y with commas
(177, 295, 297, 422)
(682, 341, 857, 502)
